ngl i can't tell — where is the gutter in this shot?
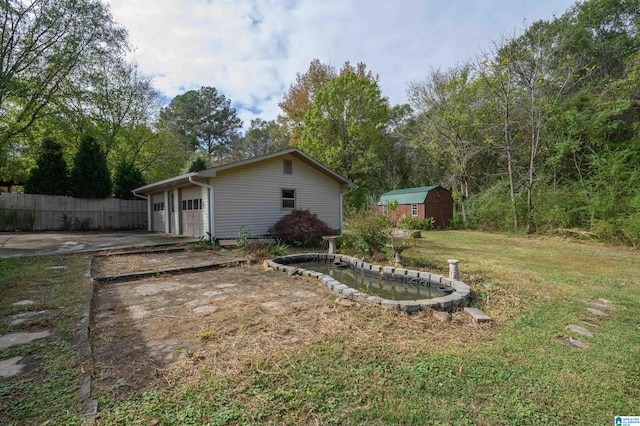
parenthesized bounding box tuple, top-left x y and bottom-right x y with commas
(131, 189, 147, 200)
(188, 176, 215, 239)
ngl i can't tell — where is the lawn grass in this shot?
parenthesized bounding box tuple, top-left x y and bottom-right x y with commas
(2, 231, 639, 425)
(94, 230, 640, 425)
(0, 255, 91, 426)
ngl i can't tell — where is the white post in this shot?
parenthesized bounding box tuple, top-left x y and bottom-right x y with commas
(448, 259, 460, 280)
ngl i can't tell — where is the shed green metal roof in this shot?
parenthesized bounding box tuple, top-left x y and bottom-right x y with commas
(378, 186, 439, 205)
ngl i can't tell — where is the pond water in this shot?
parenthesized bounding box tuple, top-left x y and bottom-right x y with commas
(294, 261, 453, 301)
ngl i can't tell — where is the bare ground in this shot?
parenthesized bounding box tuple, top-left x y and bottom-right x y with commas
(91, 251, 494, 400)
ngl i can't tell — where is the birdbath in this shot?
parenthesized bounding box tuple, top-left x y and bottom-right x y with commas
(387, 243, 410, 267)
(322, 235, 340, 255)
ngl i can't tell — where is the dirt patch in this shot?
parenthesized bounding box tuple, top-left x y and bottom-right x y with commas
(91, 260, 495, 400)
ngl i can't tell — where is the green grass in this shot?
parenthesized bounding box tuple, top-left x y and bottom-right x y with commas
(0, 255, 91, 426)
(3, 231, 640, 425)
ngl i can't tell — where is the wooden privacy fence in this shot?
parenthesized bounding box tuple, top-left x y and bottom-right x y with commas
(0, 193, 147, 231)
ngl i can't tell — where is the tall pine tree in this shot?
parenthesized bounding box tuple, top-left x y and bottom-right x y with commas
(24, 138, 69, 195)
(69, 135, 111, 198)
(113, 161, 145, 199)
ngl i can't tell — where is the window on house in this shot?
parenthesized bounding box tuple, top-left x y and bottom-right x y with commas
(194, 199, 202, 210)
(283, 159, 293, 175)
(153, 202, 164, 212)
(182, 200, 187, 210)
(282, 189, 295, 209)
(382, 205, 388, 215)
(411, 204, 418, 216)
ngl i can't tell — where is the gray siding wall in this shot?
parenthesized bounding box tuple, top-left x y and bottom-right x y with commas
(211, 154, 342, 238)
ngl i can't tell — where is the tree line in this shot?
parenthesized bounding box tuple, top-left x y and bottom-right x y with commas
(3, 0, 639, 245)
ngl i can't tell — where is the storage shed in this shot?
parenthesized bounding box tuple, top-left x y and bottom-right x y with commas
(378, 186, 453, 228)
(132, 149, 357, 239)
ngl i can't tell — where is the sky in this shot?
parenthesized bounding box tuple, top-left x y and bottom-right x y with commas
(105, 0, 578, 130)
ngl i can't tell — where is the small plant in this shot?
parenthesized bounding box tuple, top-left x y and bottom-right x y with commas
(190, 232, 216, 250)
(269, 240, 289, 256)
(237, 225, 252, 248)
(268, 209, 332, 246)
(196, 330, 215, 342)
(61, 213, 73, 231)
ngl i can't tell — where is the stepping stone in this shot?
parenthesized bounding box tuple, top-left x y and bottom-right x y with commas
(46, 266, 67, 270)
(0, 330, 51, 349)
(463, 307, 492, 323)
(566, 324, 596, 338)
(580, 319, 600, 328)
(7, 310, 52, 326)
(598, 298, 613, 305)
(557, 337, 588, 349)
(587, 302, 616, 311)
(433, 311, 452, 323)
(12, 300, 35, 307)
(0, 356, 27, 378)
(586, 308, 610, 318)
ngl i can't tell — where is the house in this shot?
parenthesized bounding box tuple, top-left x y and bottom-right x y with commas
(378, 186, 453, 228)
(132, 148, 357, 239)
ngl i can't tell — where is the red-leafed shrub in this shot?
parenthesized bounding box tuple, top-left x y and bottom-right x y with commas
(269, 209, 333, 246)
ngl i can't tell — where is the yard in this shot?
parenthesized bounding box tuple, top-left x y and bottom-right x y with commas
(1, 230, 639, 425)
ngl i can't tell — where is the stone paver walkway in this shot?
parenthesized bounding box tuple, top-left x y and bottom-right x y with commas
(558, 298, 617, 349)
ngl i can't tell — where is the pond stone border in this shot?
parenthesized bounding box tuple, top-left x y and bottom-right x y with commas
(265, 253, 471, 313)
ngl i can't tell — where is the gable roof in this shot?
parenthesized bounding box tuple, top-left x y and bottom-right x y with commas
(378, 186, 440, 205)
(133, 148, 357, 194)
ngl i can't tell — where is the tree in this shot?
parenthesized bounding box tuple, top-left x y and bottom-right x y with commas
(408, 66, 486, 226)
(188, 157, 207, 173)
(113, 161, 145, 199)
(69, 135, 111, 198)
(24, 138, 68, 195)
(241, 119, 289, 157)
(478, 38, 524, 232)
(278, 59, 380, 146)
(278, 59, 338, 146)
(299, 71, 390, 194)
(158, 86, 242, 158)
(0, 0, 127, 170)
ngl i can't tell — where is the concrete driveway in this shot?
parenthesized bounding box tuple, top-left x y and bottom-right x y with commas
(0, 231, 199, 258)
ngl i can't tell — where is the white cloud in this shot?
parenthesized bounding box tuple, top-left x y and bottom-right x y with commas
(106, 0, 576, 129)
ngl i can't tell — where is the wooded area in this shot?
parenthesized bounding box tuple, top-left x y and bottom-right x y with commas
(1, 0, 639, 245)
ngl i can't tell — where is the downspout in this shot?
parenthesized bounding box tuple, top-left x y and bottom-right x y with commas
(189, 176, 215, 239)
(339, 187, 356, 236)
(131, 190, 147, 200)
(131, 190, 151, 231)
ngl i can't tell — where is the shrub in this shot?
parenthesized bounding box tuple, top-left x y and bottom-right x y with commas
(343, 207, 391, 256)
(268, 209, 332, 246)
(398, 215, 434, 231)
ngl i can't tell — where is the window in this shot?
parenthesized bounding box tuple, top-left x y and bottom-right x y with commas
(282, 189, 295, 209)
(153, 202, 164, 212)
(382, 205, 388, 215)
(283, 159, 293, 175)
(181, 199, 202, 210)
(411, 204, 418, 216)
